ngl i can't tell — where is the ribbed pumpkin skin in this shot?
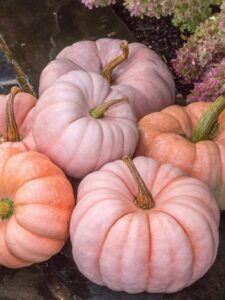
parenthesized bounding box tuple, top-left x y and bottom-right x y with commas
(70, 156, 219, 293)
(33, 70, 139, 178)
(39, 38, 175, 119)
(0, 92, 36, 151)
(136, 103, 225, 210)
(0, 148, 75, 268)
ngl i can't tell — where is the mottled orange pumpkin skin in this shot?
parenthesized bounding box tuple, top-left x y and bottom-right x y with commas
(137, 103, 225, 209)
(0, 148, 75, 268)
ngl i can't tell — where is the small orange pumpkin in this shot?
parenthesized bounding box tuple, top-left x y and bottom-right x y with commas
(0, 148, 75, 268)
(137, 96, 225, 209)
(0, 86, 36, 151)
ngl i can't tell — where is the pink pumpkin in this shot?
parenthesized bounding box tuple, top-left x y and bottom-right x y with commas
(70, 156, 219, 293)
(39, 38, 175, 119)
(0, 86, 37, 151)
(33, 70, 139, 178)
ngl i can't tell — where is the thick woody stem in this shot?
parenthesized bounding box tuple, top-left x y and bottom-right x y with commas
(3, 86, 21, 142)
(191, 96, 225, 143)
(123, 156, 154, 209)
(102, 40, 129, 84)
(89, 97, 128, 119)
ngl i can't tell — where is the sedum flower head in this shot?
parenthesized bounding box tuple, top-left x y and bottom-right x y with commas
(81, 0, 116, 9)
(172, 8, 225, 82)
(123, 0, 222, 32)
(187, 58, 225, 102)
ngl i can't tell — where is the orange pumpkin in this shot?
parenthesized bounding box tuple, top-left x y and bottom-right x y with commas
(0, 148, 75, 268)
(137, 96, 225, 209)
(0, 86, 36, 151)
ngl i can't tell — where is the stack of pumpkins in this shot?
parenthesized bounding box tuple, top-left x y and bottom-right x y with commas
(0, 38, 223, 294)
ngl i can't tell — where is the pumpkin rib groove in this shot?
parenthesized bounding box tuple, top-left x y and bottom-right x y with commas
(72, 198, 136, 242)
(193, 142, 220, 191)
(146, 213, 152, 290)
(103, 122, 121, 163)
(2, 223, 31, 265)
(153, 69, 174, 101)
(46, 116, 89, 160)
(216, 143, 225, 201)
(93, 42, 103, 69)
(158, 198, 218, 258)
(155, 204, 218, 281)
(120, 213, 138, 291)
(99, 167, 135, 200)
(6, 217, 61, 262)
(152, 209, 195, 284)
(146, 163, 160, 197)
(80, 187, 131, 203)
(12, 210, 65, 241)
(158, 195, 219, 226)
(8, 173, 64, 197)
(164, 106, 193, 136)
(90, 120, 105, 172)
(129, 73, 166, 100)
(36, 100, 87, 120)
(152, 176, 188, 200)
(148, 212, 175, 291)
(98, 212, 135, 286)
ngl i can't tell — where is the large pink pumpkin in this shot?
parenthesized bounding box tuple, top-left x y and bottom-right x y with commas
(39, 38, 175, 119)
(33, 70, 139, 178)
(70, 156, 219, 293)
(0, 86, 37, 151)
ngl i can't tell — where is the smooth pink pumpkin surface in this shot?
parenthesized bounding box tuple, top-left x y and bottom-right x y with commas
(39, 38, 175, 119)
(0, 148, 75, 268)
(33, 70, 139, 178)
(0, 90, 37, 151)
(70, 156, 219, 293)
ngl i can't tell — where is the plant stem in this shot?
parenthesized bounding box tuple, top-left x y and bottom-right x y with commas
(123, 156, 154, 209)
(3, 86, 21, 142)
(102, 40, 129, 84)
(191, 96, 225, 143)
(0, 198, 13, 219)
(89, 97, 128, 119)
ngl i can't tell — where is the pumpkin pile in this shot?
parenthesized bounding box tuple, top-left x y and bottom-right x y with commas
(0, 38, 222, 294)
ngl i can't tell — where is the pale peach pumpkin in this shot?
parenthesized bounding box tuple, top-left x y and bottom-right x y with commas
(33, 70, 139, 178)
(0, 148, 75, 268)
(0, 87, 36, 151)
(137, 96, 225, 210)
(39, 38, 175, 119)
(70, 156, 219, 293)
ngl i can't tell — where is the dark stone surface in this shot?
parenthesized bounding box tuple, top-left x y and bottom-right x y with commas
(0, 0, 135, 94)
(0, 0, 225, 299)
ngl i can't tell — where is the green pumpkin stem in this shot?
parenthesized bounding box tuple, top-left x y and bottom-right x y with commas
(191, 96, 225, 143)
(3, 86, 21, 142)
(102, 40, 129, 84)
(0, 198, 13, 219)
(123, 155, 154, 209)
(89, 97, 128, 119)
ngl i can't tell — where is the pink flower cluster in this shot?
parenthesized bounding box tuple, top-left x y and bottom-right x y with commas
(81, 0, 116, 9)
(172, 8, 225, 83)
(187, 59, 225, 102)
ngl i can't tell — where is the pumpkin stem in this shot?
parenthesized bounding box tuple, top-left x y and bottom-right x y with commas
(123, 155, 154, 209)
(102, 40, 129, 84)
(2, 86, 21, 142)
(0, 198, 13, 220)
(89, 97, 128, 119)
(191, 96, 225, 143)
